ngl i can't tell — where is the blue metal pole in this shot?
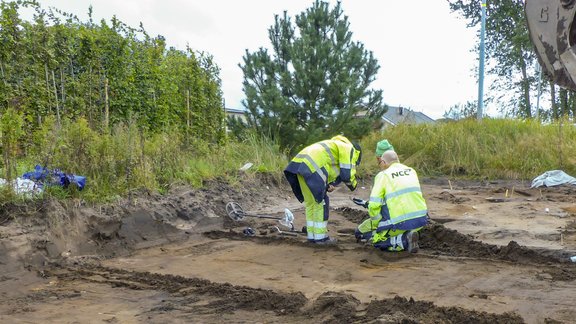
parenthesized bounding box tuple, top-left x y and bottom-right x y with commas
(477, 0, 486, 120)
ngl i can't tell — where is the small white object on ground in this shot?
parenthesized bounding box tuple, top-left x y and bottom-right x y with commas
(239, 163, 253, 171)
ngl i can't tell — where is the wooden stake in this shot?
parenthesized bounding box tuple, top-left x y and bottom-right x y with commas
(539, 189, 543, 199)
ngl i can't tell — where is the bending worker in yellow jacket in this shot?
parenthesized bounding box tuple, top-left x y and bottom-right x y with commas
(353, 150, 428, 252)
(284, 135, 362, 244)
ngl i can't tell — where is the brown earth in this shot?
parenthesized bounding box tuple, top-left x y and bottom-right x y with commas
(1, 174, 575, 323)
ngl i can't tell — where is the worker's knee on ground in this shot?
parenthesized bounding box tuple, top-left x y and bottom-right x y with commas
(371, 230, 388, 243)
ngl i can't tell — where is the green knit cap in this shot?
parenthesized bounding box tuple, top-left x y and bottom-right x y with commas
(375, 139, 394, 156)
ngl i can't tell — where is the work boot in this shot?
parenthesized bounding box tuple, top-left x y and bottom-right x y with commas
(314, 237, 338, 245)
(243, 227, 255, 236)
(406, 231, 419, 253)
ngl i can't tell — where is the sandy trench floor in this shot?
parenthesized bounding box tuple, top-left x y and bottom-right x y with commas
(1, 176, 575, 323)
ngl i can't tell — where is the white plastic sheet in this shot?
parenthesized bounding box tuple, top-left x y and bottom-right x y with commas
(530, 170, 576, 188)
(0, 177, 43, 195)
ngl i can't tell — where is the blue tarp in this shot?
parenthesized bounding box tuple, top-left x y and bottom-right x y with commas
(22, 165, 86, 190)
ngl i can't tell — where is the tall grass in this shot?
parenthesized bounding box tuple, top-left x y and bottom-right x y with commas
(3, 118, 289, 202)
(360, 118, 576, 179)
(4, 117, 575, 203)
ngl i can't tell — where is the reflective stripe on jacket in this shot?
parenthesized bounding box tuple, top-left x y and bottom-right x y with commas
(358, 162, 427, 233)
(284, 135, 360, 203)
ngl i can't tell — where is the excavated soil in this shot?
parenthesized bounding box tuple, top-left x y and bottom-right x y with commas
(1, 175, 575, 323)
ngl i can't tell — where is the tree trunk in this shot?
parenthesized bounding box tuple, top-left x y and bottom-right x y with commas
(519, 57, 532, 118)
(560, 88, 568, 118)
(152, 90, 162, 130)
(186, 89, 190, 128)
(126, 119, 133, 205)
(60, 67, 65, 114)
(3, 152, 12, 182)
(550, 81, 558, 120)
(45, 63, 52, 114)
(571, 91, 576, 122)
(52, 70, 61, 125)
(88, 66, 93, 125)
(104, 77, 109, 131)
(558, 117, 564, 169)
(69, 58, 75, 80)
(0, 60, 7, 86)
(139, 127, 145, 169)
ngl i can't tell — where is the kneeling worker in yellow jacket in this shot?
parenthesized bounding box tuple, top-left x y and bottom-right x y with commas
(353, 150, 428, 252)
(284, 135, 362, 244)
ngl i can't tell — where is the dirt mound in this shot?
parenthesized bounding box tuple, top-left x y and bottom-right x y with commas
(54, 264, 308, 314)
(45, 265, 525, 323)
(86, 209, 187, 257)
(334, 206, 367, 223)
(303, 291, 360, 323)
(361, 295, 524, 323)
(0, 175, 290, 268)
(420, 222, 572, 264)
(541, 185, 576, 202)
(334, 206, 573, 265)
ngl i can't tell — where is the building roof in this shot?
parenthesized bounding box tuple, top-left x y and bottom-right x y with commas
(225, 107, 245, 115)
(382, 106, 435, 126)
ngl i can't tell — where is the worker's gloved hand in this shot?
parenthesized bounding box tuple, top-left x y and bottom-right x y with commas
(354, 229, 363, 243)
(352, 197, 368, 208)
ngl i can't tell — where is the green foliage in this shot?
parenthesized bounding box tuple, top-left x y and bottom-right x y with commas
(0, 0, 225, 142)
(365, 119, 576, 179)
(233, 0, 385, 151)
(443, 101, 477, 120)
(448, 0, 537, 118)
(225, 131, 288, 174)
(0, 0, 230, 202)
(12, 118, 286, 202)
(161, 47, 225, 143)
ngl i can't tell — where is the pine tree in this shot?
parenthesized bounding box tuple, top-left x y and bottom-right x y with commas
(233, 0, 386, 150)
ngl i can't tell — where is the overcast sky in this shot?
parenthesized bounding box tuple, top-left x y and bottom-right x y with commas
(26, 0, 487, 119)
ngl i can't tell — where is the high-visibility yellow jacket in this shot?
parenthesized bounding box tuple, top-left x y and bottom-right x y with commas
(284, 135, 361, 203)
(358, 162, 428, 233)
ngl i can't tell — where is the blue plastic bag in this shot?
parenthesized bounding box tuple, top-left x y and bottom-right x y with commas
(22, 165, 86, 190)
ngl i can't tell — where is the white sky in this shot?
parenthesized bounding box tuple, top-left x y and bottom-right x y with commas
(26, 0, 490, 119)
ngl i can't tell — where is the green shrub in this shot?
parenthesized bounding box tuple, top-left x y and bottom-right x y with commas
(14, 120, 289, 202)
(0, 107, 25, 181)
